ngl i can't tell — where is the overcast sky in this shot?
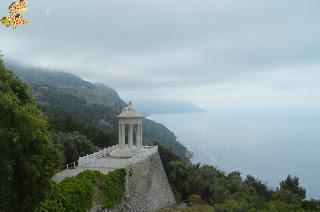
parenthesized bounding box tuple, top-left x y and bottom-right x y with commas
(0, 0, 319, 108)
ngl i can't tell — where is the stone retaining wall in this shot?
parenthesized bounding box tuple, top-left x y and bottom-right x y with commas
(114, 152, 175, 212)
(90, 152, 175, 212)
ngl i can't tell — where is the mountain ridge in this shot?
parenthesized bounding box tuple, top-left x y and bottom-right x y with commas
(8, 63, 188, 160)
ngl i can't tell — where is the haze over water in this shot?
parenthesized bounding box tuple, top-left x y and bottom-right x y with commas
(149, 108, 320, 199)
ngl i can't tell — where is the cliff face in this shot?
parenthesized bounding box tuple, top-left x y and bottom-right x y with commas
(115, 153, 176, 212)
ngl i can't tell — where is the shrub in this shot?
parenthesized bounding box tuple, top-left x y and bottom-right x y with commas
(36, 169, 126, 211)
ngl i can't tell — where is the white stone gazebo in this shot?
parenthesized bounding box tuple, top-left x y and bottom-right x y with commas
(109, 102, 144, 158)
(54, 102, 159, 182)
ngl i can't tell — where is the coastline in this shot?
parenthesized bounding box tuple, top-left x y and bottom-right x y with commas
(148, 110, 320, 199)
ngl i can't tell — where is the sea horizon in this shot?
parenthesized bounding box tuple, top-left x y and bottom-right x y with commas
(149, 108, 320, 199)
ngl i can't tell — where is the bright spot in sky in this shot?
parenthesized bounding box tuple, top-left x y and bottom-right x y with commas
(46, 9, 50, 16)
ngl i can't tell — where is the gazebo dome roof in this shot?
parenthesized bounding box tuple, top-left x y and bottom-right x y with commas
(118, 102, 143, 118)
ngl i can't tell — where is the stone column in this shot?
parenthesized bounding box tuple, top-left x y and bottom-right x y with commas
(120, 123, 126, 149)
(118, 122, 122, 147)
(128, 123, 133, 148)
(136, 124, 141, 148)
(139, 123, 143, 147)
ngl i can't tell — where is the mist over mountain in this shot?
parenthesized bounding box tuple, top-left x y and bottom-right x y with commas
(8, 62, 188, 160)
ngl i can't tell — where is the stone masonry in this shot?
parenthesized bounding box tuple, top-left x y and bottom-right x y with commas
(114, 152, 176, 212)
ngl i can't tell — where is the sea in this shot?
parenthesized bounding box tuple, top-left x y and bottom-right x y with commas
(149, 108, 320, 199)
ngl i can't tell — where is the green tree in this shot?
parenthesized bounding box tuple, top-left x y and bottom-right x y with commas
(279, 175, 306, 201)
(213, 199, 250, 211)
(273, 175, 306, 205)
(44, 109, 116, 147)
(302, 199, 320, 211)
(188, 194, 207, 206)
(0, 58, 61, 211)
(157, 143, 182, 173)
(264, 200, 302, 211)
(245, 175, 273, 200)
(50, 131, 98, 164)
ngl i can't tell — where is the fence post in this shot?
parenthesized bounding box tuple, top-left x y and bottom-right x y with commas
(86, 154, 88, 165)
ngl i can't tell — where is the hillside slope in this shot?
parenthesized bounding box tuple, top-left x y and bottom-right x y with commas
(9, 63, 188, 160)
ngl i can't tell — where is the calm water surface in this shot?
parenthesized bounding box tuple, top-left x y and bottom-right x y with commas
(149, 109, 320, 199)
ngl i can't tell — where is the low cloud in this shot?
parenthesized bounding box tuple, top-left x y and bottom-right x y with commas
(0, 0, 319, 107)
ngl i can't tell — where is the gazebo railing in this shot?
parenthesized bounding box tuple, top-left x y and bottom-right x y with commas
(128, 145, 158, 166)
(78, 144, 119, 167)
(61, 144, 158, 171)
(63, 161, 77, 170)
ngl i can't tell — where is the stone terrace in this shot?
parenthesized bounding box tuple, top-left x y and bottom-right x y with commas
(53, 145, 158, 183)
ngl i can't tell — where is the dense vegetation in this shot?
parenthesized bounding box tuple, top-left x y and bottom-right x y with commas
(1, 59, 124, 211)
(0, 58, 61, 211)
(36, 169, 126, 211)
(45, 109, 117, 165)
(158, 145, 320, 211)
(45, 109, 117, 148)
(50, 131, 98, 164)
